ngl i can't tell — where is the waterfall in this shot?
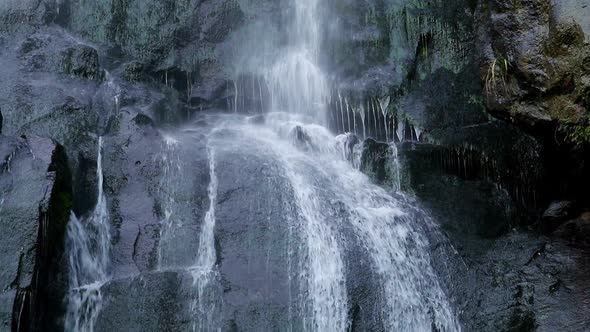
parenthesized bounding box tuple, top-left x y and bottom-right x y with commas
(189, 145, 221, 332)
(157, 135, 181, 270)
(263, 0, 328, 122)
(65, 137, 111, 332)
(390, 143, 402, 192)
(129, 0, 463, 329)
(206, 113, 461, 330)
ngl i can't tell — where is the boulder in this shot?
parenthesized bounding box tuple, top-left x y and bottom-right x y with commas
(290, 125, 313, 150)
(19, 29, 104, 81)
(476, 0, 590, 142)
(0, 134, 72, 331)
(541, 201, 577, 233)
(555, 211, 590, 245)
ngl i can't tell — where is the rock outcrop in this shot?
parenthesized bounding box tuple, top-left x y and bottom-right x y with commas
(0, 135, 71, 331)
(476, 0, 590, 141)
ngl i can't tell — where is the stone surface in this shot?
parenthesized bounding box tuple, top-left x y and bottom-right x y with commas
(360, 138, 394, 185)
(476, 0, 590, 142)
(0, 134, 71, 331)
(542, 201, 577, 232)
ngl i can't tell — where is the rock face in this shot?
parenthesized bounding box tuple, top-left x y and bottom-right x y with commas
(0, 135, 71, 331)
(474, 0, 590, 217)
(360, 138, 395, 185)
(476, 0, 590, 140)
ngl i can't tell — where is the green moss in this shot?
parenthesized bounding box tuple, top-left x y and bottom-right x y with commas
(560, 118, 590, 144)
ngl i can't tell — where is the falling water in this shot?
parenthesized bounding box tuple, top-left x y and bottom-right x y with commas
(389, 143, 402, 192)
(189, 144, 221, 332)
(263, 0, 328, 122)
(236, 0, 460, 329)
(204, 113, 460, 331)
(65, 137, 111, 332)
(157, 135, 182, 270)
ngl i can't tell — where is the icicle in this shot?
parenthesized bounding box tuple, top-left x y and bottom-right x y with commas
(360, 104, 366, 139)
(366, 100, 371, 138)
(415, 127, 423, 142)
(352, 105, 357, 136)
(371, 99, 378, 140)
(258, 77, 264, 113)
(379, 97, 391, 143)
(396, 116, 405, 143)
(252, 75, 256, 113)
(339, 93, 345, 134)
(233, 80, 238, 114)
(345, 98, 352, 133)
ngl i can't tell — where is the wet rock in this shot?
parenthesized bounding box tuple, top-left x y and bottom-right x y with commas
(476, 0, 590, 141)
(340, 133, 359, 158)
(290, 125, 313, 150)
(247, 114, 265, 125)
(61, 0, 246, 106)
(214, 141, 304, 331)
(132, 113, 154, 127)
(448, 230, 590, 332)
(555, 211, 590, 245)
(95, 271, 195, 332)
(525, 243, 547, 266)
(122, 61, 146, 82)
(19, 29, 104, 81)
(399, 142, 516, 240)
(541, 201, 577, 233)
(360, 138, 393, 185)
(0, 0, 59, 34)
(0, 134, 72, 331)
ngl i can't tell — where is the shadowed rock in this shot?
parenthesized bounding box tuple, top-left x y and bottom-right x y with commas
(0, 134, 72, 331)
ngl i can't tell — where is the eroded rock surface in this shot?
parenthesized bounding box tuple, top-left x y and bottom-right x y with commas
(0, 135, 71, 331)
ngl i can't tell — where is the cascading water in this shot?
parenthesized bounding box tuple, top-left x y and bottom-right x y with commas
(68, 0, 462, 330)
(65, 137, 111, 332)
(263, 0, 329, 121)
(227, 0, 460, 329)
(189, 144, 222, 332)
(157, 135, 182, 270)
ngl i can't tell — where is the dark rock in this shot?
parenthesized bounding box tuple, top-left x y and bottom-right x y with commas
(95, 271, 196, 332)
(475, 0, 590, 141)
(18, 29, 104, 81)
(0, 0, 58, 34)
(290, 126, 313, 150)
(525, 243, 547, 266)
(337, 133, 360, 162)
(247, 114, 265, 125)
(554, 211, 590, 245)
(132, 113, 154, 127)
(541, 201, 577, 232)
(122, 61, 146, 82)
(60, 44, 104, 81)
(399, 142, 516, 240)
(360, 138, 393, 185)
(0, 134, 72, 331)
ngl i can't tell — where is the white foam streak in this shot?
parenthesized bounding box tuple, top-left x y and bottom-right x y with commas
(65, 137, 111, 332)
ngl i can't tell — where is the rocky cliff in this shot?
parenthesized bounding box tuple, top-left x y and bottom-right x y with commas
(0, 134, 71, 331)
